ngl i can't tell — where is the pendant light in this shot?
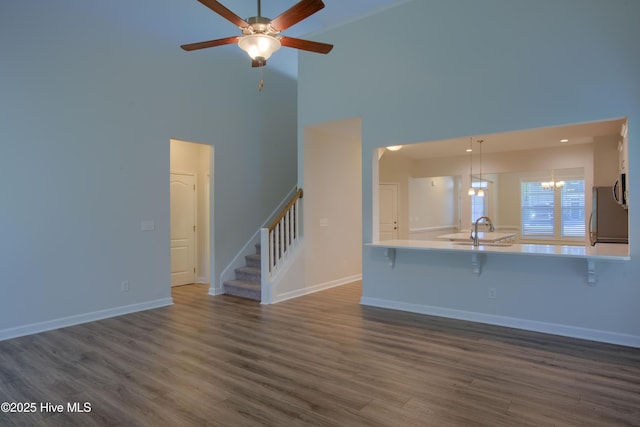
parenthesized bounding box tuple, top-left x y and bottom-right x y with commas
(467, 137, 475, 196)
(477, 139, 485, 197)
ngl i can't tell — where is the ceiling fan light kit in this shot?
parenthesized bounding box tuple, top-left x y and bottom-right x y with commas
(181, 0, 333, 72)
(238, 34, 281, 61)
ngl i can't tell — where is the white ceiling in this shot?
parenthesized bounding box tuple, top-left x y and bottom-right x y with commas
(387, 118, 627, 160)
(177, 0, 409, 77)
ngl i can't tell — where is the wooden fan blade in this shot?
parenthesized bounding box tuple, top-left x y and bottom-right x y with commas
(198, 0, 249, 28)
(270, 0, 325, 32)
(280, 36, 333, 54)
(181, 36, 240, 51)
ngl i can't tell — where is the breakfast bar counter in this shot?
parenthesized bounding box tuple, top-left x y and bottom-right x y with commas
(366, 239, 630, 285)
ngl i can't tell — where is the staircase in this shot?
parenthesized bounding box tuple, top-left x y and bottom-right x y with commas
(223, 244, 262, 301)
(221, 188, 303, 303)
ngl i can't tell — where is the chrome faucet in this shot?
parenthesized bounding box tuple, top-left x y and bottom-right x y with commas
(470, 216, 495, 247)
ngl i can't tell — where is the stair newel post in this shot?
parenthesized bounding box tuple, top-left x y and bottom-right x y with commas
(260, 227, 270, 303)
(270, 229, 275, 271)
(294, 198, 300, 243)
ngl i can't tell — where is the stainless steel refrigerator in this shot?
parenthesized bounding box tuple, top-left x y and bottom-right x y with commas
(590, 186, 628, 245)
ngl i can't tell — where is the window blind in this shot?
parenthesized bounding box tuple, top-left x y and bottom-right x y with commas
(521, 181, 554, 236)
(561, 180, 585, 237)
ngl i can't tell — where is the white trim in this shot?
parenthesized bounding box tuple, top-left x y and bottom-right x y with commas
(196, 276, 208, 284)
(203, 172, 211, 285)
(208, 285, 224, 296)
(359, 297, 640, 348)
(272, 274, 362, 304)
(260, 228, 271, 303)
(0, 298, 174, 342)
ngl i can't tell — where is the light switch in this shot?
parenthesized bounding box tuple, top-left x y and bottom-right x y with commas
(141, 219, 155, 231)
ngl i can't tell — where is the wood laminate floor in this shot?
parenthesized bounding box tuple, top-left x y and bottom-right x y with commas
(1, 282, 639, 426)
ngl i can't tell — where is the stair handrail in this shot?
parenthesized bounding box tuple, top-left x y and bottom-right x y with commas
(261, 188, 303, 301)
(268, 189, 303, 232)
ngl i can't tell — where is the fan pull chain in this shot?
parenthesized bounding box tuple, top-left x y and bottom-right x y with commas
(258, 65, 264, 92)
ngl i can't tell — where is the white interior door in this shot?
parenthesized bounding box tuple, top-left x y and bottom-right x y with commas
(379, 183, 398, 241)
(170, 173, 196, 287)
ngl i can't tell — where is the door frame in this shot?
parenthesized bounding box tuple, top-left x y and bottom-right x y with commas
(170, 138, 213, 290)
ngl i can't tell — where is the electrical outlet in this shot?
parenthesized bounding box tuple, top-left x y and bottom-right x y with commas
(121, 280, 130, 292)
(488, 288, 497, 299)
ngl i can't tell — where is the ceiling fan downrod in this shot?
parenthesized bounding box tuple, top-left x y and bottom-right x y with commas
(257, 0, 261, 18)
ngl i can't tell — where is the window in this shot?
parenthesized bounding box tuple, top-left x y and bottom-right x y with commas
(521, 181, 554, 235)
(521, 178, 585, 239)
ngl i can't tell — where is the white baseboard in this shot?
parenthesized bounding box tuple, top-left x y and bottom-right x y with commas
(0, 298, 174, 342)
(208, 285, 224, 296)
(272, 274, 362, 304)
(360, 297, 640, 349)
(196, 276, 209, 285)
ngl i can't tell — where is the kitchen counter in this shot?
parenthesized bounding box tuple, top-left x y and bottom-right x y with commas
(437, 231, 516, 243)
(369, 239, 629, 260)
(366, 239, 630, 285)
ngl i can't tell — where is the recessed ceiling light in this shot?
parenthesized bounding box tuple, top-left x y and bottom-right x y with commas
(466, 148, 473, 152)
(386, 145, 402, 151)
(560, 139, 569, 143)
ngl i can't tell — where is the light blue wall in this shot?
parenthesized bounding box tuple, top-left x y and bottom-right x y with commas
(298, 0, 640, 345)
(0, 1, 297, 335)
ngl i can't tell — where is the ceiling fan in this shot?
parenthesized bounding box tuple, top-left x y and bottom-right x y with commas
(181, 0, 334, 68)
